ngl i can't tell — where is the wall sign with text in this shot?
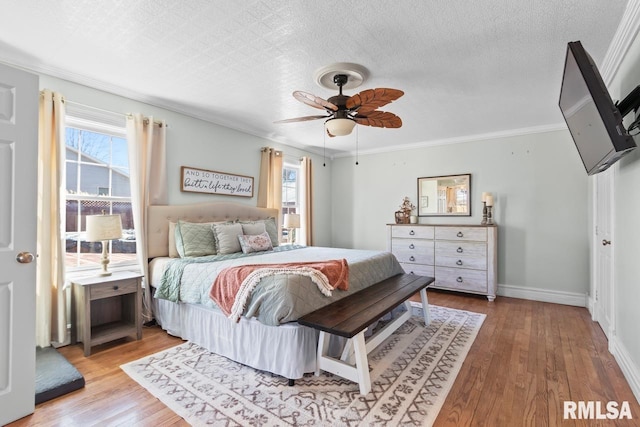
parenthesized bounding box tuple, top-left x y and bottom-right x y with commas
(180, 166, 254, 198)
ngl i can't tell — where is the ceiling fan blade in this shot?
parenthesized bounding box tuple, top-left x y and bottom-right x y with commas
(293, 91, 339, 111)
(346, 88, 404, 113)
(274, 114, 330, 124)
(353, 111, 402, 128)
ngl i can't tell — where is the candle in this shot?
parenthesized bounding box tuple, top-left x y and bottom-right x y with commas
(482, 192, 491, 202)
(485, 195, 494, 206)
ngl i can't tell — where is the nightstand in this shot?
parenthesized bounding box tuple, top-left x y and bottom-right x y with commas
(71, 271, 143, 356)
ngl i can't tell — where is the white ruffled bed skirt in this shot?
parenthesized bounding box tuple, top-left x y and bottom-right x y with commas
(152, 297, 319, 380)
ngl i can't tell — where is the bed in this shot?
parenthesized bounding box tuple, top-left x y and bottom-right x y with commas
(146, 202, 404, 380)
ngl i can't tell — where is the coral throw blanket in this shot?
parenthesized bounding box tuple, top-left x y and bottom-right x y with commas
(210, 259, 349, 322)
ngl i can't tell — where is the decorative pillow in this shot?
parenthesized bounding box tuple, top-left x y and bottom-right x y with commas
(238, 232, 273, 254)
(212, 222, 244, 254)
(175, 220, 217, 257)
(168, 222, 179, 258)
(238, 217, 279, 247)
(241, 221, 266, 236)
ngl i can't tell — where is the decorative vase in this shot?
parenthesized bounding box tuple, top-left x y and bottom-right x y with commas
(395, 211, 409, 224)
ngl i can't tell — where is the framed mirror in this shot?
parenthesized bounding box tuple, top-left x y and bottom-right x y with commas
(417, 174, 471, 216)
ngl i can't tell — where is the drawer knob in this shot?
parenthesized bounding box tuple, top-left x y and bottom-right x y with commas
(457, 247, 463, 253)
(113, 285, 119, 290)
(456, 277, 463, 283)
(456, 260, 463, 266)
(409, 256, 415, 261)
(409, 244, 415, 249)
(456, 231, 464, 237)
(409, 230, 415, 236)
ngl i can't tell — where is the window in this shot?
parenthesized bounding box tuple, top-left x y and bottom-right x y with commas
(64, 112, 136, 270)
(282, 163, 299, 243)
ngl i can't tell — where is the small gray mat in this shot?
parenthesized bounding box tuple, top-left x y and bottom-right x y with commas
(35, 346, 85, 404)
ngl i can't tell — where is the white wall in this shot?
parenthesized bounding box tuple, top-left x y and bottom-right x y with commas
(607, 29, 640, 399)
(38, 75, 334, 247)
(330, 130, 590, 299)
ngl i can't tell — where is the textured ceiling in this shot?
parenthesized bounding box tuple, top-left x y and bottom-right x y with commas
(0, 0, 630, 155)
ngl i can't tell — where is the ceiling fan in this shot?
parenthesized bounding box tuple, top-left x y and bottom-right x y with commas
(275, 73, 404, 137)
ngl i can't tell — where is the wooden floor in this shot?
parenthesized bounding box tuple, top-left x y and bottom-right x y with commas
(8, 291, 640, 426)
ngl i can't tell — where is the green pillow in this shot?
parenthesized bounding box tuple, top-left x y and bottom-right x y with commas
(175, 221, 217, 257)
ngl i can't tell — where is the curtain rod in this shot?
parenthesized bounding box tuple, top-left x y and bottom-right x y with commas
(125, 113, 168, 128)
(63, 99, 168, 128)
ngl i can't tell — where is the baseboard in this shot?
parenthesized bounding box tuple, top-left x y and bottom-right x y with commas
(497, 284, 588, 307)
(610, 336, 640, 405)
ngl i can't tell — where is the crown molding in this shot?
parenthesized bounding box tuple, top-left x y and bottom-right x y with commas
(600, 0, 640, 85)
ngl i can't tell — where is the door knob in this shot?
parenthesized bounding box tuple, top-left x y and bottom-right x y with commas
(16, 252, 34, 263)
(602, 239, 611, 246)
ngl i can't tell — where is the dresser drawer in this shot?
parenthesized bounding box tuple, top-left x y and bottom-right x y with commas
(399, 263, 434, 277)
(90, 278, 138, 300)
(435, 227, 487, 242)
(392, 239, 434, 264)
(435, 241, 487, 269)
(435, 255, 487, 270)
(391, 226, 434, 239)
(434, 267, 488, 293)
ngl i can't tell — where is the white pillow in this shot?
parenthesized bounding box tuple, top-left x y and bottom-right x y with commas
(168, 222, 179, 258)
(212, 222, 243, 254)
(238, 232, 273, 254)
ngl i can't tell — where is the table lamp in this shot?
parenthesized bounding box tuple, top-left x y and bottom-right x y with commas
(283, 213, 300, 245)
(86, 212, 123, 276)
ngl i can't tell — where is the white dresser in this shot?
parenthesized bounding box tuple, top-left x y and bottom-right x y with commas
(387, 224, 498, 301)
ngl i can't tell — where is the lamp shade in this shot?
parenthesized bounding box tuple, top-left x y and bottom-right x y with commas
(283, 213, 300, 229)
(86, 214, 123, 242)
(325, 118, 356, 136)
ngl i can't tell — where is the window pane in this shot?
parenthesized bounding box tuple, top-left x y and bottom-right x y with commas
(79, 163, 109, 196)
(112, 169, 131, 197)
(112, 137, 129, 168)
(66, 161, 79, 194)
(64, 199, 136, 268)
(65, 128, 80, 161)
(81, 131, 111, 164)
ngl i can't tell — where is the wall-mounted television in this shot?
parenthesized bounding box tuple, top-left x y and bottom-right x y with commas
(559, 41, 637, 175)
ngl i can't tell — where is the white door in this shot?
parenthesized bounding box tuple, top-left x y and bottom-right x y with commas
(0, 63, 39, 424)
(593, 169, 614, 343)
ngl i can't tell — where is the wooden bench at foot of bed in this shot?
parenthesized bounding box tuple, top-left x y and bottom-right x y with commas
(298, 273, 434, 395)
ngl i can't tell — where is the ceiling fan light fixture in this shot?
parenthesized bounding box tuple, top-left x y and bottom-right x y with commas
(325, 118, 356, 136)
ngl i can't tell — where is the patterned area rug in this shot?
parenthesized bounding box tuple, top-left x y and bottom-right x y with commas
(121, 305, 484, 426)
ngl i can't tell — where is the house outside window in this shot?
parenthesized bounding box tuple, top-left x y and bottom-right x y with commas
(282, 163, 299, 243)
(64, 113, 136, 270)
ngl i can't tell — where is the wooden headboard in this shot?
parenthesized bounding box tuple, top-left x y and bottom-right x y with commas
(146, 202, 279, 258)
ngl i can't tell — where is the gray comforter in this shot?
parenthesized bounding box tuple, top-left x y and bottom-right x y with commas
(155, 246, 404, 325)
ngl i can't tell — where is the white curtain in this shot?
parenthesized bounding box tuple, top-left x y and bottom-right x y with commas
(299, 156, 313, 246)
(36, 90, 67, 347)
(257, 147, 283, 210)
(126, 114, 167, 322)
